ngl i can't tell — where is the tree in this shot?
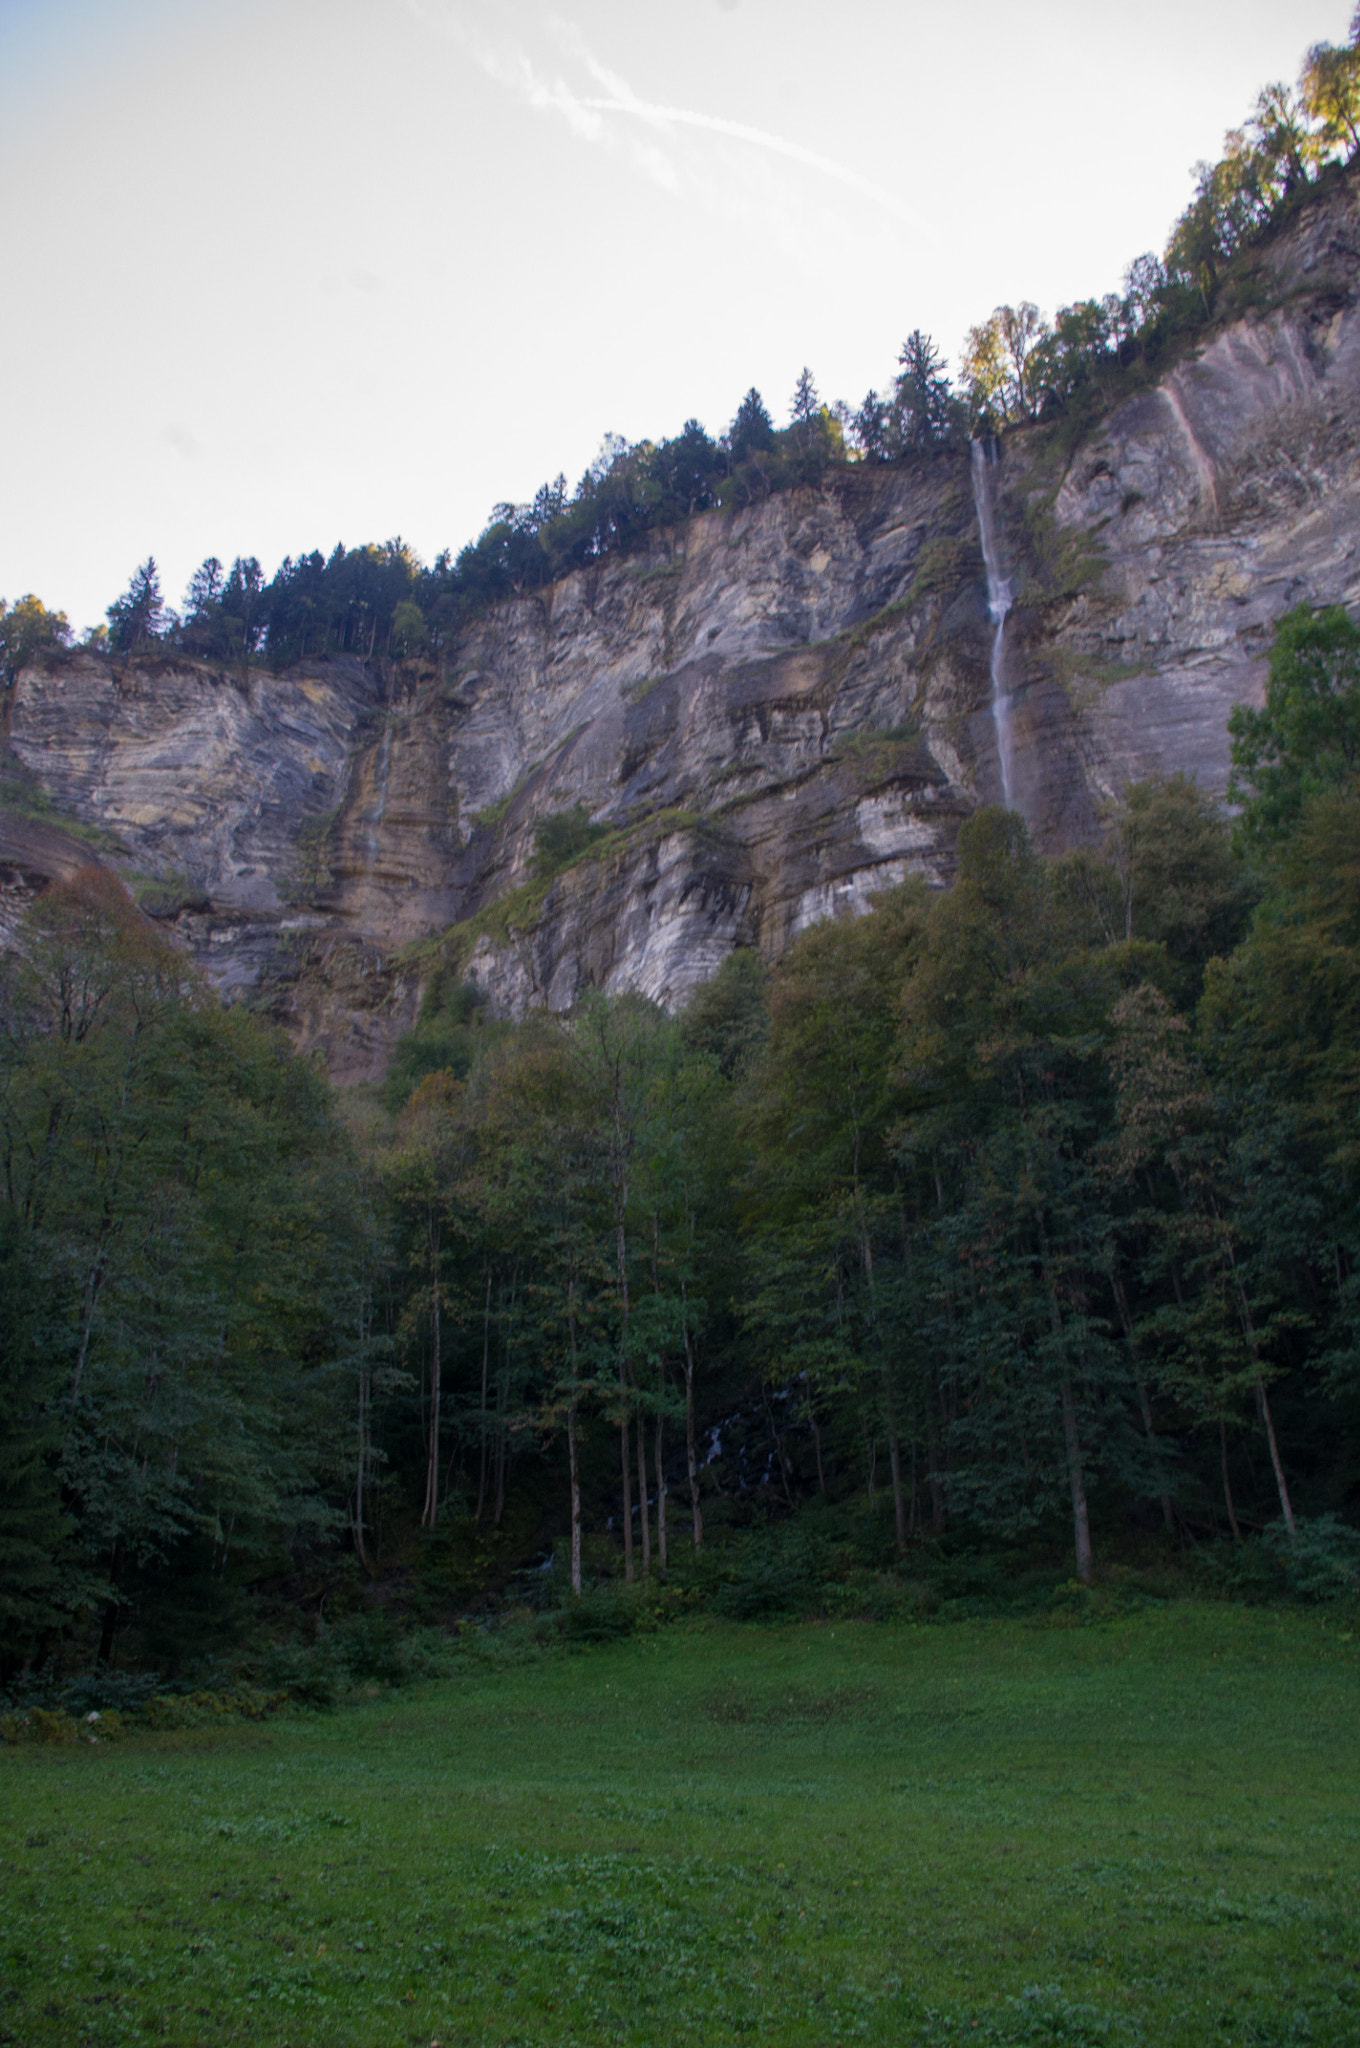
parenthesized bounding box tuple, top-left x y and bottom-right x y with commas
(961, 305, 1049, 427)
(472, 1022, 605, 1593)
(850, 391, 888, 462)
(106, 558, 165, 653)
(790, 366, 820, 437)
(1110, 984, 1299, 1540)
(1122, 252, 1168, 347)
(1301, 37, 1360, 161)
(746, 886, 931, 1546)
(384, 1072, 473, 1531)
(219, 556, 267, 663)
(1228, 603, 1360, 852)
(184, 557, 224, 617)
(728, 387, 774, 461)
(1249, 82, 1315, 192)
(0, 868, 362, 1664)
(179, 558, 228, 659)
(1061, 774, 1253, 1007)
(0, 595, 71, 687)
(680, 948, 769, 1081)
(0, 1212, 87, 1668)
(892, 331, 955, 451)
(567, 992, 676, 1581)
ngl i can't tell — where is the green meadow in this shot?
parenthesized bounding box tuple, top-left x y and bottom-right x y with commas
(3, 1606, 1358, 2047)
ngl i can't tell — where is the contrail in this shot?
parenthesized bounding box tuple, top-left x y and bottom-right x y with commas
(554, 19, 908, 219)
(407, 2, 909, 224)
(575, 95, 908, 220)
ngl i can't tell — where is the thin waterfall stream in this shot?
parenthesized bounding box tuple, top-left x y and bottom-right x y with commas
(969, 438, 1017, 810)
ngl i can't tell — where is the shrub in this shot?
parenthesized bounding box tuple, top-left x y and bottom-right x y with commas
(259, 1634, 347, 1710)
(1265, 1515, 1360, 1601)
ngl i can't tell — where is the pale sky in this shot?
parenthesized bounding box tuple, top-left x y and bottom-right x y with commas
(0, 0, 1349, 634)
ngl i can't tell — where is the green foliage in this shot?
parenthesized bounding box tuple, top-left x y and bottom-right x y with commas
(0, 868, 371, 1666)
(0, 1215, 87, 1661)
(1264, 1513, 1360, 1599)
(1229, 603, 1360, 850)
(532, 801, 609, 876)
(0, 593, 71, 686)
(382, 970, 489, 1113)
(679, 947, 769, 1081)
(105, 557, 165, 654)
(9, 607, 1360, 1679)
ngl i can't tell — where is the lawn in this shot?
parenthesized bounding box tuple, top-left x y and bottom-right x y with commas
(2, 1604, 1358, 2046)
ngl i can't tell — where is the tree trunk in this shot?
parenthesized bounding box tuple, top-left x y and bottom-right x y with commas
(475, 1264, 492, 1525)
(97, 1600, 118, 1668)
(654, 1411, 666, 1572)
(636, 1382, 651, 1578)
(1043, 1242, 1092, 1582)
(1220, 1416, 1243, 1541)
(861, 1225, 905, 1548)
(1220, 1217, 1296, 1540)
(1255, 1374, 1296, 1537)
(355, 1328, 370, 1567)
(69, 1250, 109, 1415)
(97, 1545, 123, 1667)
(682, 1292, 703, 1554)
(881, 1366, 907, 1551)
(493, 1375, 506, 1529)
(926, 1406, 947, 1533)
(1060, 1373, 1093, 1584)
(620, 1401, 634, 1583)
(421, 1231, 441, 1530)
(568, 1396, 582, 1598)
(1112, 1270, 1174, 1534)
(615, 1191, 634, 1581)
(763, 1383, 794, 1506)
(807, 1381, 826, 1496)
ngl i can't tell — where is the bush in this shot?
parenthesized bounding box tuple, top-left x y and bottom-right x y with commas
(1265, 1515, 1360, 1601)
(559, 1584, 639, 1642)
(329, 1611, 412, 1685)
(139, 1688, 285, 1729)
(709, 1522, 833, 1621)
(259, 1633, 347, 1710)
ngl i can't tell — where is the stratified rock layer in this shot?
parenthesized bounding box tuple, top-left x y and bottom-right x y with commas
(6, 174, 1360, 1078)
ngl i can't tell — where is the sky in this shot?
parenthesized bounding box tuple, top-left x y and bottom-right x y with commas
(0, 0, 1350, 634)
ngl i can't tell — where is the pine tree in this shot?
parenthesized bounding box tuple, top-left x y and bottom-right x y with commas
(790, 366, 820, 430)
(106, 557, 165, 653)
(728, 387, 774, 461)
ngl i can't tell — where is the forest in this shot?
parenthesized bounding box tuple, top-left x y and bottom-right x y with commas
(4, 602, 1360, 1685)
(2, 23, 1359, 682)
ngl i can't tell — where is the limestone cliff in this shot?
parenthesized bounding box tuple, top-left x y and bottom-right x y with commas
(5, 172, 1360, 1080)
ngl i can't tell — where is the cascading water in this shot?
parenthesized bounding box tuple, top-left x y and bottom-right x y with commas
(969, 438, 1017, 810)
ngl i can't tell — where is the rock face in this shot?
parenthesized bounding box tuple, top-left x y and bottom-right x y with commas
(5, 173, 1360, 1079)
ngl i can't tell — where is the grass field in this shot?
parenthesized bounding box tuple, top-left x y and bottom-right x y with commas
(3, 1604, 1358, 2047)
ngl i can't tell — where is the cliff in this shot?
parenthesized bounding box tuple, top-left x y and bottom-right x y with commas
(5, 173, 1360, 1081)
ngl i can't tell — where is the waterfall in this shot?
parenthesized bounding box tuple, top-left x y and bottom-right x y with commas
(969, 438, 1017, 811)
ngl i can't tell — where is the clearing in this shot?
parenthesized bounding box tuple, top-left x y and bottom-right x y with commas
(3, 1604, 1358, 2045)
